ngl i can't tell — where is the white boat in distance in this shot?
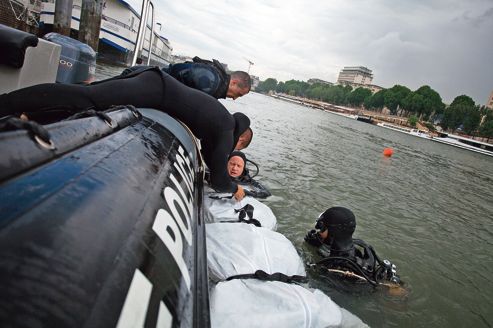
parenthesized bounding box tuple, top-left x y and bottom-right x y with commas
(376, 122, 493, 157)
(40, 0, 172, 65)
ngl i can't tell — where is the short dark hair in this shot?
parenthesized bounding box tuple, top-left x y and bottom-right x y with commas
(231, 71, 251, 91)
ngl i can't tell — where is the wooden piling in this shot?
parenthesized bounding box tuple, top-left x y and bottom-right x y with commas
(79, 0, 104, 52)
(53, 0, 73, 36)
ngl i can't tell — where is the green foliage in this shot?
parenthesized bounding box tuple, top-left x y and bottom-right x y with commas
(347, 87, 372, 107)
(384, 85, 411, 114)
(479, 114, 493, 139)
(450, 95, 475, 107)
(401, 92, 424, 116)
(276, 81, 285, 93)
(365, 89, 386, 110)
(415, 85, 445, 118)
(440, 95, 480, 134)
(257, 77, 484, 138)
(257, 78, 278, 93)
(462, 106, 481, 134)
(408, 115, 418, 127)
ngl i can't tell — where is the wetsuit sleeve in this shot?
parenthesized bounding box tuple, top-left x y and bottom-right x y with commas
(202, 129, 238, 193)
(247, 179, 271, 199)
(120, 65, 148, 76)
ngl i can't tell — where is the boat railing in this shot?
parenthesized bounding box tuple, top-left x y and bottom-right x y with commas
(132, 0, 155, 66)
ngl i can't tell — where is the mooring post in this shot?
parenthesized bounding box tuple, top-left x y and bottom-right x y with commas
(79, 0, 104, 52)
(53, 0, 74, 36)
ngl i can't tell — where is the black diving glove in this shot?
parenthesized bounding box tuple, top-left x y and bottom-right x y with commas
(304, 229, 323, 247)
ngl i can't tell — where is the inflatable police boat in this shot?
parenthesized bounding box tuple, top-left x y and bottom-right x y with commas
(0, 24, 209, 327)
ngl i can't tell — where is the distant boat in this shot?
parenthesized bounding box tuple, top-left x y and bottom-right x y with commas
(432, 133, 493, 157)
(356, 115, 372, 124)
(377, 122, 429, 138)
(39, 0, 172, 65)
(376, 122, 493, 157)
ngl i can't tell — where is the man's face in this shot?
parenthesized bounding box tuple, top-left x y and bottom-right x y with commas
(227, 80, 249, 100)
(228, 156, 245, 177)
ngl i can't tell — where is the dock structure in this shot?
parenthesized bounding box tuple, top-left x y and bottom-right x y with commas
(79, 0, 104, 52)
(53, 0, 73, 36)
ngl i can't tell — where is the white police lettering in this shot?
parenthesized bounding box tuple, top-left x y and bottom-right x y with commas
(152, 209, 191, 289)
(151, 145, 195, 291)
(174, 146, 194, 194)
(116, 269, 174, 328)
(170, 174, 193, 224)
(164, 186, 192, 245)
(116, 269, 153, 328)
(157, 301, 173, 328)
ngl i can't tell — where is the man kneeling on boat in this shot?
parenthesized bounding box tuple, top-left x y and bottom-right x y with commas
(0, 67, 252, 200)
(122, 56, 251, 100)
(305, 207, 405, 293)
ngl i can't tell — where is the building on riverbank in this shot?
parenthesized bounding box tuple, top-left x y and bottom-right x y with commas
(337, 66, 373, 85)
(336, 66, 383, 93)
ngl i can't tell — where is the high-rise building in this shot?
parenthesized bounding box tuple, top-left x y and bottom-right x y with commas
(337, 66, 373, 85)
(486, 90, 493, 109)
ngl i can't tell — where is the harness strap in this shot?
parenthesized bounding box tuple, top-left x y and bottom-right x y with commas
(234, 204, 261, 227)
(226, 270, 308, 284)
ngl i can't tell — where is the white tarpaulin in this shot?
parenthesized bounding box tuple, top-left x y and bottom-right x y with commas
(204, 195, 277, 230)
(206, 223, 305, 282)
(210, 279, 368, 328)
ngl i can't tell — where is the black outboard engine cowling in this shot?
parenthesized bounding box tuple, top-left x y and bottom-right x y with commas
(43, 32, 96, 84)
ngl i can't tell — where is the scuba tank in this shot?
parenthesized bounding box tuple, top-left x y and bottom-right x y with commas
(314, 239, 401, 287)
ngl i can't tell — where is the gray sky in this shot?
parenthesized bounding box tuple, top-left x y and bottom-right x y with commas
(129, 0, 493, 104)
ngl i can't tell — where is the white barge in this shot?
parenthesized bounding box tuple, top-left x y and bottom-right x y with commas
(39, 0, 172, 65)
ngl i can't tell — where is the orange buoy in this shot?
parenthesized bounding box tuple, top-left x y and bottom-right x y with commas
(383, 148, 394, 157)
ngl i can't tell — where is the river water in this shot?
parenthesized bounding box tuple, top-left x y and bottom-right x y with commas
(96, 65, 493, 327)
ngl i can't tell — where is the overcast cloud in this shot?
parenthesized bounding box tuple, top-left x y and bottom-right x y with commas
(129, 0, 493, 104)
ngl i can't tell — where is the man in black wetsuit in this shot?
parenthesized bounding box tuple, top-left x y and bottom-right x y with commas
(305, 207, 401, 285)
(0, 67, 251, 200)
(122, 57, 251, 100)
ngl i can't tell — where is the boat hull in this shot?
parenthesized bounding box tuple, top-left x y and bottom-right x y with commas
(0, 108, 209, 327)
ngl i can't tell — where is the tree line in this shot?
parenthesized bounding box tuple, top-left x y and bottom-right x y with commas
(256, 78, 493, 139)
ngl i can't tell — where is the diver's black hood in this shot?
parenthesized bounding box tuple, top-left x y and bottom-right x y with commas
(232, 112, 251, 150)
(318, 207, 356, 257)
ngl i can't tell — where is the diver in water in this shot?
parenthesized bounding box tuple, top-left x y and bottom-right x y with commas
(227, 151, 271, 199)
(305, 207, 401, 288)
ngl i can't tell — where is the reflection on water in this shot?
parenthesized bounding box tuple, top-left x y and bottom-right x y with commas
(222, 93, 493, 328)
(96, 64, 493, 327)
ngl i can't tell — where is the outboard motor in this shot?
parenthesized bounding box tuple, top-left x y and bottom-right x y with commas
(43, 32, 96, 84)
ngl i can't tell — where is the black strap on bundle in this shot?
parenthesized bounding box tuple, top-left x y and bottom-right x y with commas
(234, 204, 261, 227)
(226, 270, 308, 284)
